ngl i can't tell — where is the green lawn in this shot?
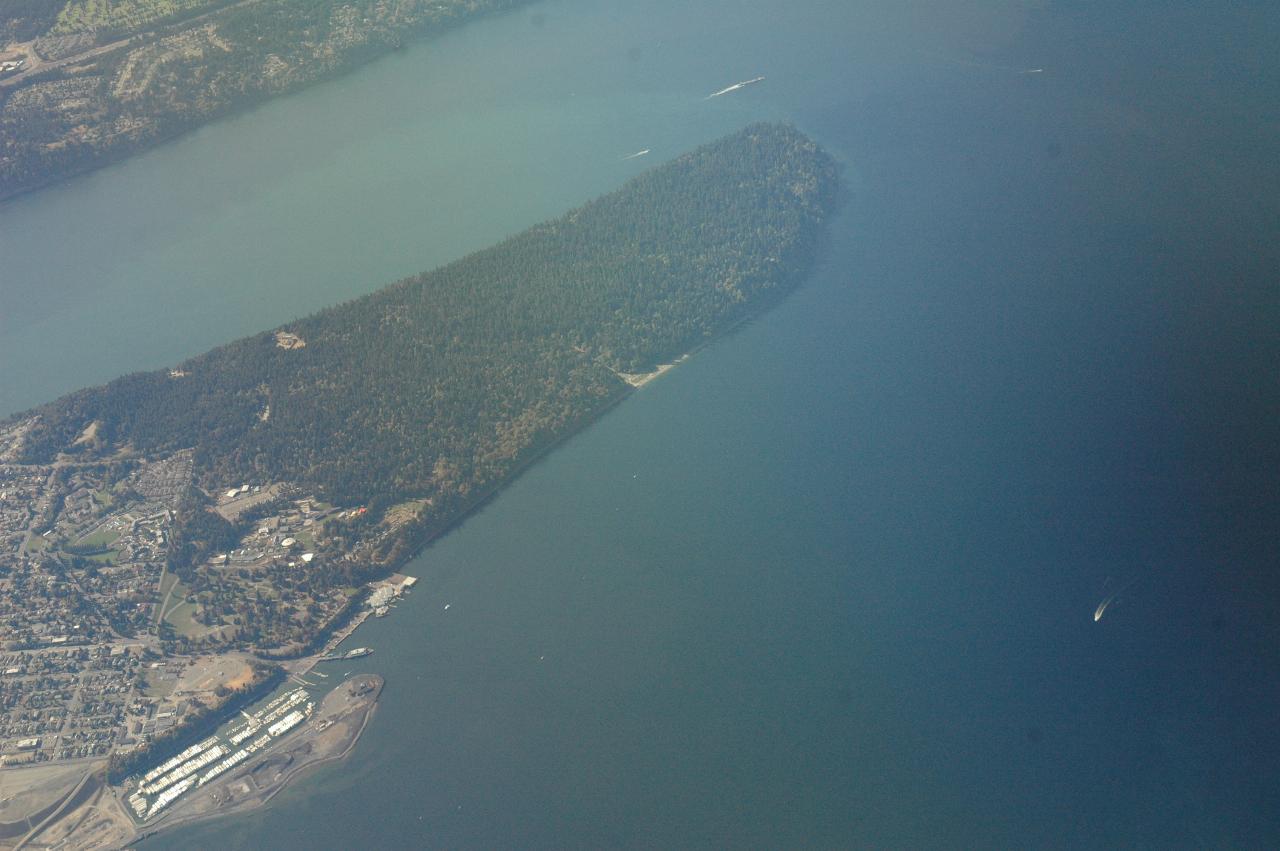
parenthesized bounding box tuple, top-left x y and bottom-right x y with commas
(158, 575, 210, 638)
(156, 571, 181, 624)
(76, 524, 121, 550)
(142, 669, 177, 698)
(164, 598, 204, 637)
(157, 569, 178, 599)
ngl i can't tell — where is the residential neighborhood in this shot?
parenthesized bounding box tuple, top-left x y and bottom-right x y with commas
(0, 417, 393, 771)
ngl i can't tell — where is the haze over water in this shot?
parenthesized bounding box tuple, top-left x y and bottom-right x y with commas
(4, 0, 1278, 847)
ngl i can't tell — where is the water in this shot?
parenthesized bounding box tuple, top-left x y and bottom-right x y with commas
(4, 0, 1278, 847)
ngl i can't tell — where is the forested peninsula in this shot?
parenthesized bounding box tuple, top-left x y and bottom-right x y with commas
(1, 124, 837, 661)
(0, 0, 538, 201)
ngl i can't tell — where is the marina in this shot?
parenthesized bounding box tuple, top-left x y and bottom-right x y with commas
(140, 745, 227, 795)
(146, 778, 196, 819)
(227, 723, 258, 746)
(117, 675, 384, 844)
(125, 688, 317, 823)
(120, 576, 406, 831)
(139, 737, 218, 786)
(199, 748, 250, 786)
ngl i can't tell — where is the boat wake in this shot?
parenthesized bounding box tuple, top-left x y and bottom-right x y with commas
(923, 51, 1045, 76)
(706, 76, 765, 99)
(1093, 577, 1139, 622)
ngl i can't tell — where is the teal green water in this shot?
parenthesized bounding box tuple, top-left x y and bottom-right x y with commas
(4, 0, 1279, 847)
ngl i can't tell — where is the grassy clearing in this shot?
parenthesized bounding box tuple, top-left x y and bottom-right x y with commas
(223, 663, 254, 690)
(142, 670, 177, 698)
(157, 569, 177, 600)
(159, 575, 210, 638)
(383, 498, 430, 529)
(164, 598, 204, 637)
(76, 524, 120, 550)
(156, 571, 182, 622)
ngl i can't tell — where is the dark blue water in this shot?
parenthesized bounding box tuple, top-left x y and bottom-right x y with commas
(7, 0, 1278, 847)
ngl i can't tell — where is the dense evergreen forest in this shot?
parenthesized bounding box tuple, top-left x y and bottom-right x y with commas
(0, 0, 64, 42)
(11, 123, 837, 582)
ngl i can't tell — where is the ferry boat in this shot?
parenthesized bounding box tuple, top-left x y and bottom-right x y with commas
(319, 646, 372, 662)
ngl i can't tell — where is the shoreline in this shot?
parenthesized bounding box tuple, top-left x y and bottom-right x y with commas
(125, 675, 384, 849)
(0, 1, 540, 206)
(125, 264, 824, 838)
(615, 355, 688, 388)
(0, 127, 838, 848)
(3, 674, 383, 850)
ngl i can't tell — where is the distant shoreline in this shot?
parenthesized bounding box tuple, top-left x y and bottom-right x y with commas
(0, 0, 540, 206)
